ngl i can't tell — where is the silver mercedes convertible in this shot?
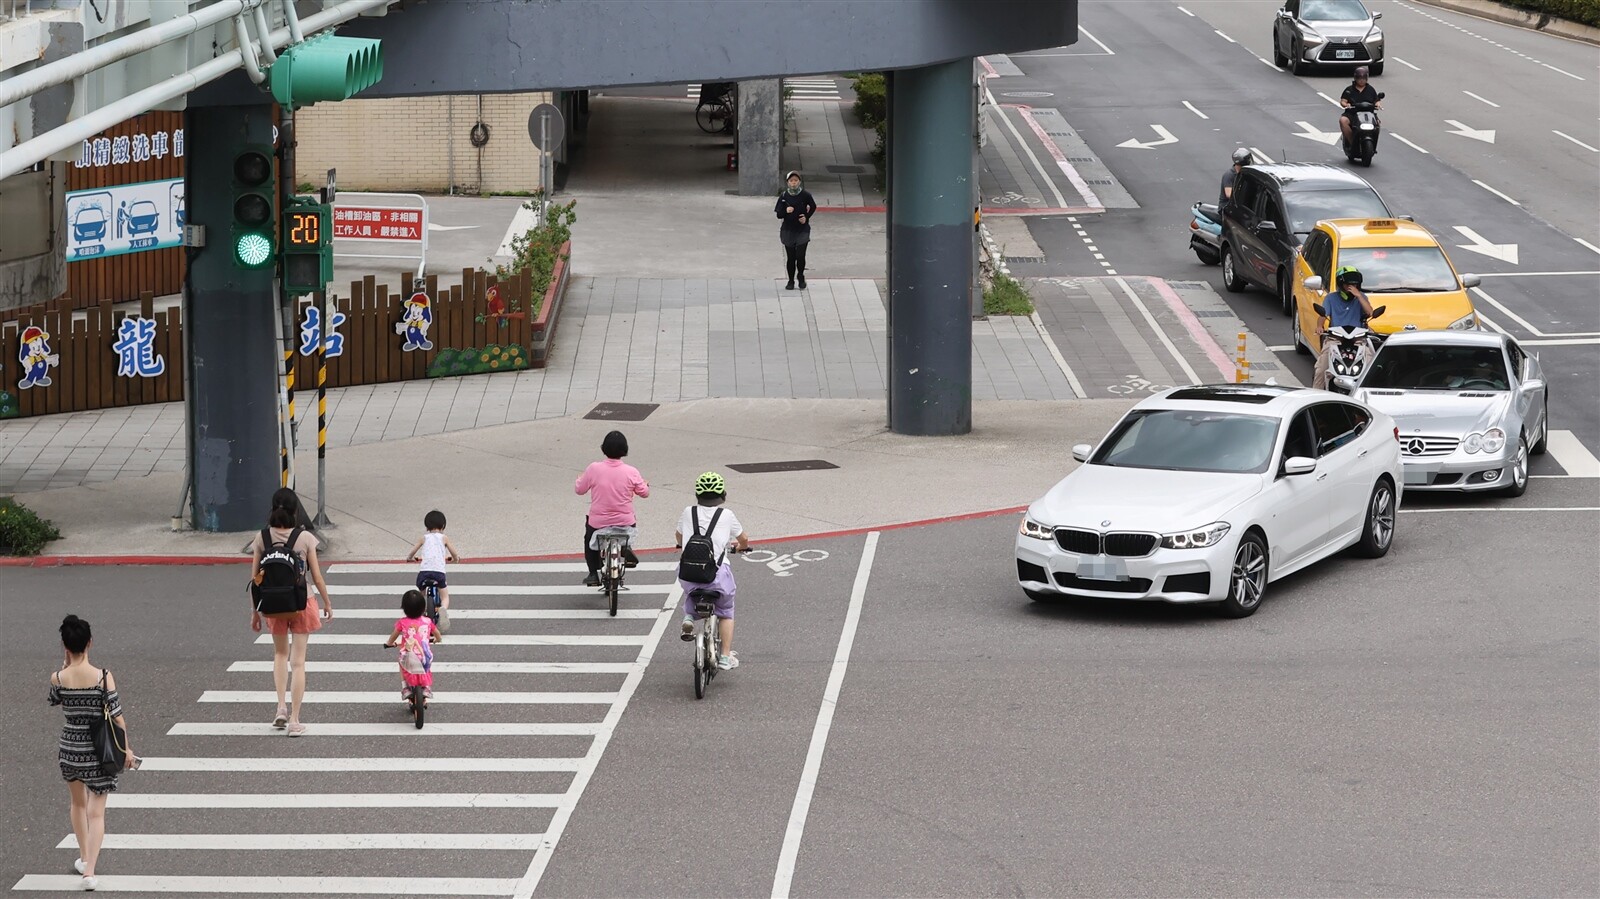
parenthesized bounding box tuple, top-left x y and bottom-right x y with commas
(1337, 330, 1548, 497)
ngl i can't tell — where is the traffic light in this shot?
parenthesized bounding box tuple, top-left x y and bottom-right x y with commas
(281, 197, 333, 295)
(268, 33, 383, 107)
(230, 145, 277, 269)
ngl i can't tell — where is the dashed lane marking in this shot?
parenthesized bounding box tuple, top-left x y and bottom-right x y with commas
(13, 875, 522, 895)
(61, 834, 544, 851)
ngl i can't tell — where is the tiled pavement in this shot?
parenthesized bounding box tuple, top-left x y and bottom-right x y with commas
(0, 278, 1079, 493)
(781, 99, 882, 209)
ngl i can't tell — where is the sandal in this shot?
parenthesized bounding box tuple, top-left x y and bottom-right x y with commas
(285, 722, 307, 738)
(272, 707, 288, 729)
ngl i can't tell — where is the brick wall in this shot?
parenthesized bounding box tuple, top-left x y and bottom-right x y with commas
(293, 92, 550, 194)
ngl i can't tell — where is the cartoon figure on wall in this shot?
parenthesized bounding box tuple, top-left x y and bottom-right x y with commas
(396, 291, 434, 351)
(18, 326, 60, 389)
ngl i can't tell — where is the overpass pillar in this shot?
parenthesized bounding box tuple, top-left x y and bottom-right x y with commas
(737, 79, 781, 196)
(183, 104, 283, 532)
(886, 59, 974, 436)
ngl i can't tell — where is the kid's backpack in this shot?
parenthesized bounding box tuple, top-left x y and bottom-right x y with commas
(677, 507, 725, 584)
(252, 526, 309, 620)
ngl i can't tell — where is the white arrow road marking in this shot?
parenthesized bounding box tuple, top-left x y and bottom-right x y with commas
(1453, 226, 1519, 265)
(1445, 119, 1496, 143)
(427, 223, 480, 232)
(1292, 121, 1341, 145)
(1116, 124, 1179, 149)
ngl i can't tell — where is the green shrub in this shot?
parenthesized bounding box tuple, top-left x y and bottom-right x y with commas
(0, 390, 17, 419)
(0, 497, 62, 556)
(983, 274, 1035, 316)
(849, 73, 889, 190)
(487, 193, 576, 318)
(1504, 0, 1599, 26)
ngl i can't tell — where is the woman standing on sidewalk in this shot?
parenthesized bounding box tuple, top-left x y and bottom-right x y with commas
(776, 170, 817, 290)
(49, 614, 140, 891)
(250, 488, 332, 737)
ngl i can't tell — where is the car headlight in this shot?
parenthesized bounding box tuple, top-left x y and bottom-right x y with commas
(1480, 428, 1506, 454)
(1368, 27, 1383, 41)
(1019, 516, 1054, 541)
(1161, 522, 1231, 550)
(1463, 432, 1483, 453)
(1302, 26, 1325, 44)
(1448, 313, 1480, 331)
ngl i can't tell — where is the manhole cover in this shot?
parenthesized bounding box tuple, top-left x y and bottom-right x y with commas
(1002, 91, 1055, 98)
(825, 164, 869, 174)
(727, 459, 840, 474)
(584, 402, 659, 421)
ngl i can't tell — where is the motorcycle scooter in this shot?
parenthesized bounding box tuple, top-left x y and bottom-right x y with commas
(1341, 92, 1385, 167)
(1314, 301, 1386, 394)
(1188, 202, 1223, 266)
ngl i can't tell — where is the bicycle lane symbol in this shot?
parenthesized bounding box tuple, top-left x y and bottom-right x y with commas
(740, 548, 829, 577)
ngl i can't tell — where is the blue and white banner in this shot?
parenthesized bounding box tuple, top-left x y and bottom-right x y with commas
(65, 178, 185, 261)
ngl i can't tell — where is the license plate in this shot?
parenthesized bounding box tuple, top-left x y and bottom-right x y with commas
(1403, 469, 1434, 486)
(1077, 554, 1129, 582)
(1336, 49, 1356, 59)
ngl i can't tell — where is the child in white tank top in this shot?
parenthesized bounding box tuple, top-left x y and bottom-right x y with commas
(406, 510, 461, 612)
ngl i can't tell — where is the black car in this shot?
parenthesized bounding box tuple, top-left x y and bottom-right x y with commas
(1219, 163, 1394, 313)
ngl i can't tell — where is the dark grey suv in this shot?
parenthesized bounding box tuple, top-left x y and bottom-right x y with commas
(1219, 163, 1393, 313)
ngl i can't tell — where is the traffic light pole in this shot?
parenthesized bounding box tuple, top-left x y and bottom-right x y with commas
(278, 105, 300, 493)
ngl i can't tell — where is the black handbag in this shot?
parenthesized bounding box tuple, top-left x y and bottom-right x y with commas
(86, 669, 128, 775)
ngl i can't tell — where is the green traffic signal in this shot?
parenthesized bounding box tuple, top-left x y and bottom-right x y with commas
(268, 33, 383, 107)
(235, 232, 275, 268)
(230, 145, 276, 269)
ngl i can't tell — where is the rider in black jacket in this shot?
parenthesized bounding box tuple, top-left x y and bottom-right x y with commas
(1338, 66, 1382, 148)
(775, 171, 817, 290)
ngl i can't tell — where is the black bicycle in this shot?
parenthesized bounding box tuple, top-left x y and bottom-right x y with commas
(695, 81, 737, 134)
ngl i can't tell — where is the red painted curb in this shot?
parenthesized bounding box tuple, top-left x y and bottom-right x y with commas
(3, 505, 1030, 568)
(815, 205, 886, 214)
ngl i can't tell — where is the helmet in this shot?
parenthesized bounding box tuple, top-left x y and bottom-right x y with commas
(1335, 265, 1363, 287)
(693, 471, 726, 496)
(1231, 147, 1252, 166)
(1353, 66, 1369, 80)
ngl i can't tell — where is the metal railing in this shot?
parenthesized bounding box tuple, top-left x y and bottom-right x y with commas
(1, 0, 41, 22)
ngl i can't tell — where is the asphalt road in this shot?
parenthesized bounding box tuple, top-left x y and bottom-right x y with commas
(1007, 1, 1600, 453)
(4, 488, 1596, 896)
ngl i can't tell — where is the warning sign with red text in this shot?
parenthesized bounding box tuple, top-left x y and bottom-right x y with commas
(333, 206, 424, 241)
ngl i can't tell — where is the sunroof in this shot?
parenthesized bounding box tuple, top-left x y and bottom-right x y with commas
(1166, 385, 1297, 405)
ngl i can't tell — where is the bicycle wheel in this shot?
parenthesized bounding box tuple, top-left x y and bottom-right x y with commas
(607, 578, 618, 617)
(693, 635, 706, 699)
(695, 103, 720, 134)
(718, 102, 737, 134)
(411, 689, 425, 729)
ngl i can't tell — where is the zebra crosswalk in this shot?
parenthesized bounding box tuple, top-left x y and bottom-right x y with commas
(13, 561, 684, 897)
(685, 77, 843, 102)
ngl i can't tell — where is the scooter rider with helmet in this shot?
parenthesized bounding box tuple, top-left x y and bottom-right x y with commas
(1338, 66, 1382, 150)
(1220, 147, 1252, 208)
(1313, 265, 1376, 390)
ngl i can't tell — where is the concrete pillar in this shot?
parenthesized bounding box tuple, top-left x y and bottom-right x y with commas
(0, 165, 67, 312)
(737, 79, 781, 197)
(183, 104, 284, 532)
(886, 59, 975, 436)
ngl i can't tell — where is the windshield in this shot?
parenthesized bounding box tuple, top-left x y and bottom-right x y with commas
(1092, 409, 1280, 474)
(1285, 190, 1390, 235)
(1364, 344, 1509, 390)
(1336, 246, 1460, 292)
(1301, 0, 1371, 21)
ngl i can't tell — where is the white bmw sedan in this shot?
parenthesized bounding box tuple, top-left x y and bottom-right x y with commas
(1016, 385, 1404, 617)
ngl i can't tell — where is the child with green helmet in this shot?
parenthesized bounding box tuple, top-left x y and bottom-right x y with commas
(675, 471, 750, 669)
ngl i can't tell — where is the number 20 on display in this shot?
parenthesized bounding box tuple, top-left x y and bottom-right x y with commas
(289, 212, 320, 246)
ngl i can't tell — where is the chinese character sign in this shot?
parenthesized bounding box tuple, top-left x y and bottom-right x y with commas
(74, 129, 183, 168)
(112, 317, 166, 378)
(333, 206, 425, 241)
(17, 326, 60, 390)
(65, 179, 185, 260)
(395, 292, 434, 351)
(299, 306, 348, 357)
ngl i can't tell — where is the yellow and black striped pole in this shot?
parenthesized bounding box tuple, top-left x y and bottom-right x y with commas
(280, 334, 297, 487)
(1236, 332, 1250, 383)
(313, 291, 333, 528)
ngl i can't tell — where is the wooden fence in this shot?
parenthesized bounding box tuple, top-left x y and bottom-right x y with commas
(1, 245, 569, 421)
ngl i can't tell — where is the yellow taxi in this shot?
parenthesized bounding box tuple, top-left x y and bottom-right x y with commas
(1289, 218, 1481, 355)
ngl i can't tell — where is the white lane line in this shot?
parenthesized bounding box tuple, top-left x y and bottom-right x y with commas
(1266, 345, 1296, 352)
(1521, 337, 1600, 345)
(58, 833, 543, 851)
(1474, 308, 1510, 336)
(1472, 180, 1521, 205)
(332, 562, 676, 574)
(1214, 29, 1236, 43)
(1553, 130, 1600, 152)
(331, 584, 674, 596)
(1259, 56, 1282, 70)
(495, 204, 539, 258)
(511, 585, 681, 899)
(1391, 133, 1430, 154)
(1548, 430, 1600, 478)
(1317, 91, 1341, 106)
(140, 757, 583, 772)
(1177, 5, 1194, 15)
(1393, 56, 1421, 71)
(334, 608, 659, 619)
(986, 86, 1073, 209)
(108, 793, 565, 809)
(1542, 63, 1584, 81)
(1470, 286, 1545, 335)
(1183, 100, 1209, 119)
(226, 661, 633, 674)
(1250, 147, 1276, 163)
(1015, 106, 1105, 208)
(1577, 238, 1600, 256)
(1029, 312, 1087, 398)
(12, 875, 520, 895)
(1112, 276, 1202, 385)
(1400, 507, 1600, 514)
(170, 721, 602, 737)
(199, 690, 618, 704)
(1476, 271, 1600, 277)
(256, 634, 650, 646)
(1080, 26, 1115, 55)
(1462, 90, 1500, 107)
(772, 532, 880, 899)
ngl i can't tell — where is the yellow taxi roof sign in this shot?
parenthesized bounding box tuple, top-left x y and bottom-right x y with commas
(1364, 219, 1399, 232)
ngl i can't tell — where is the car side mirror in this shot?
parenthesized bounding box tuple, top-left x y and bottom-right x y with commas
(1376, 91, 1386, 100)
(1521, 378, 1545, 393)
(1373, 11, 1383, 19)
(1332, 376, 1358, 392)
(1369, 305, 1386, 318)
(1460, 273, 1481, 288)
(1259, 220, 1278, 232)
(1397, 214, 1414, 222)
(1071, 443, 1092, 463)
(1303, 276, 1325, 292)
(1312, 302, 1328, 317)
(1283, 456, 1318, 476)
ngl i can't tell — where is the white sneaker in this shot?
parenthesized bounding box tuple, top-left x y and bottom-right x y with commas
(80, 875, 97, 891)
(74, 859, 85, 875)
(716, 651, 740, 670)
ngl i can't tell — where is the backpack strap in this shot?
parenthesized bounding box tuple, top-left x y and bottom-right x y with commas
(285, 525, 305, 554)
(704, 508, 725, 565)
(691, 506, 702, 537)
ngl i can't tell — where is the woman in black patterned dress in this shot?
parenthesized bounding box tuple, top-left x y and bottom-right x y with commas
(49, 615, 138, 891)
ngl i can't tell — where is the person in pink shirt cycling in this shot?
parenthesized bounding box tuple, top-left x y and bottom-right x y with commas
(575, 430, 650, 587)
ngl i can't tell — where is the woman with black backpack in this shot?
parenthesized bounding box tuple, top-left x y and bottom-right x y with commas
(249, 489, 332, 737)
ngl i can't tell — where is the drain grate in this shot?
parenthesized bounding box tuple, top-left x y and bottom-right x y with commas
(1085, 179, 1113, 185)
(727, 459, 840, 474)
(1066, 157, 1094, 163)
(1251, 362, 1281, 372)
(1006, 255, 1046, 264)
(1192, 310, 1232, 318)
(584, 402, 659, 421)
